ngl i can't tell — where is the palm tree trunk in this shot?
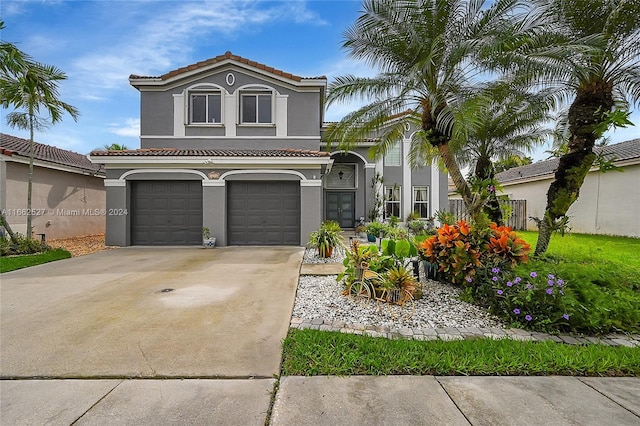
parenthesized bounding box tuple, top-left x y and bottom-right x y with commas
(437, 143, 475, 215)
(475, 155, 503, 225)
(534, 82, 613, 256)
(0, 211, 18, 244)
(27, 113, 34, 239)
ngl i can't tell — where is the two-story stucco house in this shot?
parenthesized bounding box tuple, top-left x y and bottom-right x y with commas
(91, 52, 447, 247)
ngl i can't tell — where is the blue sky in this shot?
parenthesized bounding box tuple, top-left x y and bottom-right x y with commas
(1, 0, 638, 158)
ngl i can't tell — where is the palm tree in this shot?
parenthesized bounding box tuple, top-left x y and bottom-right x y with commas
(454, 82, 553, 224)
(103, 143, 128, 151)
(324, 0, 526, 219)
(1, 23, 79, 238)
(528, 0, 640, 255)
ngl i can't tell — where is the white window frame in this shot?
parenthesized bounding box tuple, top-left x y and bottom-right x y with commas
(384, 143, 401, 167)
(189, 90, 223, 125)
(384, 185, 401, 219)
(239, 90, 274, 125)
(412, 186, 430, 218)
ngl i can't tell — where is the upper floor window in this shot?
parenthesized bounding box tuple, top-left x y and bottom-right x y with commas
(240, 91, 272, 124)
(190, 91, 222, 124)
(384, 143, 401, 166)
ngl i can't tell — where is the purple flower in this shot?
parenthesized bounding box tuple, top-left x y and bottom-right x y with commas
(548, 274, 555, 279)
(513, 308, 521, 315)
(466, 277, 473, 283)
(492, 276, 499, 282)
(514, 277, 522, 283)
(530, 272, 537, 278)
(526, 284, 534, 290)
(557, 279, 564, 286)
(548, 280, 554, 286)
(525, 315, 532, 321)
(492, 267, 500, 274)
(497, 289, 504, 295)
(507, 281, 513, 287)
(563, 313, 570, 320)
(546, 288, 553, 295)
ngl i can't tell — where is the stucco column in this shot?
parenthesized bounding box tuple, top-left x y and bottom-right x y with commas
(300, 180, 322, 246)
(363, 164, 376, 222)
(203, 181, 226, 246)
(374, 157, 384, 221)
(104, 180, 129, 246)
(402, 137, 412, 220)
(431, 165, 441, 217)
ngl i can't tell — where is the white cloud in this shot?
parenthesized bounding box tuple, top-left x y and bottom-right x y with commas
(69, 1, 325, 97)
(108, 118, 140, 138)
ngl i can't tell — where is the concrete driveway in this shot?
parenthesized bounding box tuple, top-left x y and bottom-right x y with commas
(0, 247, 303, 378)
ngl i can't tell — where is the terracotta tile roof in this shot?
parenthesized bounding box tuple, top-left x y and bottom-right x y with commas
(0, 133, 104, 175)
(497, 138, 640, 184)
(130, 51, 327, 82)
(90, 147, 331, 158)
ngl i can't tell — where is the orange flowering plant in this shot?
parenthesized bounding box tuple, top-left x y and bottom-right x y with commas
(418, 219, 531, 285)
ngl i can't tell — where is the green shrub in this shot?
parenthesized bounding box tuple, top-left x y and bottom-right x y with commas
(0, 233, 50, 256)
(513, 259, 640, 334)
(464, 267, 571, 332)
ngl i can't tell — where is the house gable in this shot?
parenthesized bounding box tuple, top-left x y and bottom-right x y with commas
(130, 52, 326, 149)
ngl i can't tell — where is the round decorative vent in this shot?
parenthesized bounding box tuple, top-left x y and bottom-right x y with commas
(226, 72, 235, 86)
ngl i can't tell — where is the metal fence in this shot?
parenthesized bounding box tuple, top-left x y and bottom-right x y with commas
(448, 199, 527, 230)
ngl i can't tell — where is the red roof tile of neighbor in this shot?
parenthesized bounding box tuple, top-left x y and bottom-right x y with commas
(0, 133, 104, 175)
(130, 51, 327, 82)
(90, 147, 331, 157)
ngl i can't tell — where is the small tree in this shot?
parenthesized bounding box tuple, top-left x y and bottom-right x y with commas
(1, 21, 79, 238)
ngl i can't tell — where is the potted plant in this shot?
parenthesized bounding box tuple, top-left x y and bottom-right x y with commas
(202, 227, 216, 248)
(308, 220, 343, 258)
(365, 221, 386, 243)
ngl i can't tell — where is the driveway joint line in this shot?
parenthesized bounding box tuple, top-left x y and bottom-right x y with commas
(576, 377, 640, 419)
(69, 379, 123, 425)
(435, 377, 473, 425)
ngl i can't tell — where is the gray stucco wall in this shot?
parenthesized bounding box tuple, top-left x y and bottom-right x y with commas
(140, 137, 319, 151)
(138, 67, 322, 147)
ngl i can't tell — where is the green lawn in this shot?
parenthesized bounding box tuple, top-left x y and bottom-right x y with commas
(511, 232, 640, 334)
(0, 248, 72, 273)
(520, 231, 640, 272)
(282, 329, 639, 376)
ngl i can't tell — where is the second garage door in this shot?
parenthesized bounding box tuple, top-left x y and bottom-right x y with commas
(131, 180, 202, 245)
(227, 181, 300, 245)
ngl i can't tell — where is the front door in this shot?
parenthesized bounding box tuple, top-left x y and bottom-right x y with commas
(326, 192, 355, 228)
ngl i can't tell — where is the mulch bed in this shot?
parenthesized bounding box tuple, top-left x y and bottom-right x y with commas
(47, 233, 117, 257)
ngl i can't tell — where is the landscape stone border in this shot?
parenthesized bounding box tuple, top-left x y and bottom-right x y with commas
(289, 316, 640, 347)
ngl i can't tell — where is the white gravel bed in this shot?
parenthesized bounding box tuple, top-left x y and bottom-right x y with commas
(293, 272, 505, 330)
(302, 248, 346, 264)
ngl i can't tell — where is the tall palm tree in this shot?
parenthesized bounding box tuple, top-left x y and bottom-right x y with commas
(324, 0, 526, 218)
(454, 82, 553, 224)
(529, 0, 640, 255)
(1, 23, 79, 238)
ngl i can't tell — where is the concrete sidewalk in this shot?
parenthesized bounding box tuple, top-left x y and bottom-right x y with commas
(2, 376, 638, 425)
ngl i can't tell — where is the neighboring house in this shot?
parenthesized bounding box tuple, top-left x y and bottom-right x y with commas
(90, 52, 447, 247)
(496, 138, 640, 238)
(0, 133, 106, 240)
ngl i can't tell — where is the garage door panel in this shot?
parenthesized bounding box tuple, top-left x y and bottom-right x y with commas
(228, 181, 300, 245)
(131, 181, 202, 245)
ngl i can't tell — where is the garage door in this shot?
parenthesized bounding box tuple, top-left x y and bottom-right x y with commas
(131, 181, 202, 245)
(228, 181, 300, 245)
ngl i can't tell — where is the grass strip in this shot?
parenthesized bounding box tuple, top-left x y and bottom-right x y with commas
(1, 248, 72, 273)
(282, 329, 640, 377)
